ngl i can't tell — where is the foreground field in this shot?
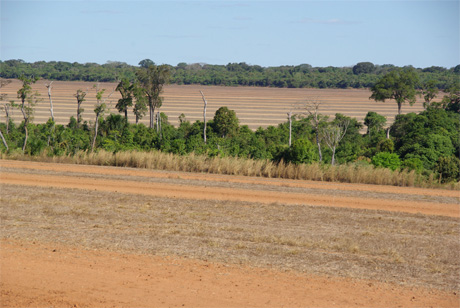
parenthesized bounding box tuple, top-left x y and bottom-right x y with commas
(1, 79, 426, 129)
(1, 160, 459, 307)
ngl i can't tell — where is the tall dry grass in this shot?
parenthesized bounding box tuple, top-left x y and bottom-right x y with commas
(2, 149, 457, 189)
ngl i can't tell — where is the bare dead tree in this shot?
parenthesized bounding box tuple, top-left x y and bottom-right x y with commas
(0, 128, 7, 151)
(45, 81, 54, 122)
(156, 111, 162, 139)
(287, 109, 292, 147)
(0, 107, 7, 151)
(320, 119, 350, 165)
(45, 81, 56, 146)
(302, 99, 325, 162)
(1, 103, 11, 133)
(200, 90, 208, 144)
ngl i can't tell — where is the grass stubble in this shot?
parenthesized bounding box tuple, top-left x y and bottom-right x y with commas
(1, 181, 459, 293)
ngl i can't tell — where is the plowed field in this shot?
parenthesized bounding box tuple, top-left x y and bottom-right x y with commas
(1, 80, 426, 130)
(1, 159, 459, 307)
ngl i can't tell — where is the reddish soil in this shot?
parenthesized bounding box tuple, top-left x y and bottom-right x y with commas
(1, 160, 459, 307)
(1, 160, 459, 218)
(2, 240, 458, 308)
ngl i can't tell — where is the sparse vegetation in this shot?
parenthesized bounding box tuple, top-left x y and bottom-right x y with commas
(1, 182, 458, 291)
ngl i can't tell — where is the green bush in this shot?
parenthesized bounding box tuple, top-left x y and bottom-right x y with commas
(435, 156, 460, 183)
(401, 157, 424, 173)
(287, 138, 319, 164)
(371, 152, 401, 171)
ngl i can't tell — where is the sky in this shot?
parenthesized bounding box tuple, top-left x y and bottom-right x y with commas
(1, 0, 459, 68)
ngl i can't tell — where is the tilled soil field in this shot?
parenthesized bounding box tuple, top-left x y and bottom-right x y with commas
(0, 79, 426, 130)
(0, 159, 459, 307)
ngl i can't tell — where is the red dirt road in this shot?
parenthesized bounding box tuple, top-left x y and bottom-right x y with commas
(2, 240, 458, 308)
(1, 160, 459, 307)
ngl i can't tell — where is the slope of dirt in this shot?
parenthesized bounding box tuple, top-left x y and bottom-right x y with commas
(1, 159, 459, 307)
(2, 240, 458, 308)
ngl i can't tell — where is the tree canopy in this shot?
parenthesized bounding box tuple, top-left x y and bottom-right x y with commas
(1, 60, 458, 90)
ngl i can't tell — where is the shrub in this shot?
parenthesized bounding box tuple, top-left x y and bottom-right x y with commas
(371, 152, 401, 171)
(435, 156, 460, 183)
(286, 138, 318, 164)
(401, 157, 424, 173)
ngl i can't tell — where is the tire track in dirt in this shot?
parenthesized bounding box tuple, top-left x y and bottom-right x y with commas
(1, 160, 459, 217)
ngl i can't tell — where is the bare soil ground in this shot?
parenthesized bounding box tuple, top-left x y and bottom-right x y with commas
(1, 160, 459, 307)
(1, 79, 426, 130)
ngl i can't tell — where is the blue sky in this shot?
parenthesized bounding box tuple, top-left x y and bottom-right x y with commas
(1, 0, 459, 68)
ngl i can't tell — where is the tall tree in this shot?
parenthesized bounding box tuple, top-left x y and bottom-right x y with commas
(115, 78, 134, 121)
(14, 75, 40, 152)
(45, 81, 54, 122)
(370, 68, 419, 115)
(136, 63, 170, 128)
(364, 111, 387, 138)
(302, 99, 326, 162)
(200, 90, 208, 144)
(213, 106, 239, 138)
(132, 82, 147, 124)
(421, 80, 439, 109)
(91, 84, 115, 152)
(74, 89, 87, 127)
(320, 119, 350, 165)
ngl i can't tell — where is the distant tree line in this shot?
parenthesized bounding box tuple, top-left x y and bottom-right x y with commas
(1, 61, 459, 184)
(1, 59, 459, 89)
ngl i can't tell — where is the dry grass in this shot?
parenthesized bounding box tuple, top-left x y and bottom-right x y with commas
(1, 183, 459, 292)
(3, 149, 456, 189)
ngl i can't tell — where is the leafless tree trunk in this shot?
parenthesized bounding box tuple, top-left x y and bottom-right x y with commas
(320, 120, 350, 165)
(158, 112, 162, 139)
(0, 129, 7, 151)
(46, 81, 54, 122)
(0, 107, 7, 151)
(156, 112, 159, 132)
(200, 90, 208, 144)
(386, 127, 390, 139)
(91, 113, 101, 152)
(287, 110, 292, 147)
(20, 103, 29, 153)
(304, 99, 324, 162)
(2, 103, 10, 134)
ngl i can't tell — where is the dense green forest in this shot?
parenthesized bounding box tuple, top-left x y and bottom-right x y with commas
(1, 59, 459, 89)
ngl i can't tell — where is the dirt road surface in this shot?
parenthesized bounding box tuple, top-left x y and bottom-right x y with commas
(1, 159, 459, 307)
